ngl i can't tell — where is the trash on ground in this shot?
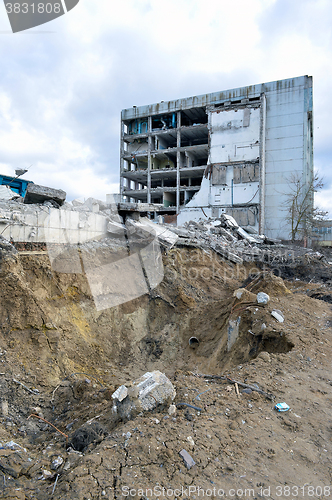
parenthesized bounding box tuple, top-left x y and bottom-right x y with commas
(271, 309, 284, 323)
(275, 402, 290, 412)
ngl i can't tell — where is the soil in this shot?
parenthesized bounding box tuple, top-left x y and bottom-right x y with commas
(0, 243, 331, 499)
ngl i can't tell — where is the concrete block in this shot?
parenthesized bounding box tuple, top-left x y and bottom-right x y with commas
(112, 370, 176, 420)
(257, 292, 270, 304)
(71, 199, 84, 207)
(24, 183, 66, 205)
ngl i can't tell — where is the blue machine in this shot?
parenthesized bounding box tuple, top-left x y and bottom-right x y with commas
(0, 175, 33, 198)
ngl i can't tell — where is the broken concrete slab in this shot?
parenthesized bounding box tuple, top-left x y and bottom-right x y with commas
(106, 220, 126, 237)
(118, 202, 164, 213)
(112, 370, 176, 420)
(112, 385, 128, 402)
(235, 226, 262, 244)
(219, 213, 239, 228)
(179, 449, 196, 469)
(24, 183, 66, 206)
(209, 241, 243, 265)
(130, 218, 178, 248)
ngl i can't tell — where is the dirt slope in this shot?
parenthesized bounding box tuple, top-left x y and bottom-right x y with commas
(0, 245, 331, 499)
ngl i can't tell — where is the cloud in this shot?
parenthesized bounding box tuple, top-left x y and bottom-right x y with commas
(0, 0, 331, 211)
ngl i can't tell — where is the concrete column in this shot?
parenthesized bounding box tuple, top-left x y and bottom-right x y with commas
(176, 111, 181, 212)
(259, 94, 266, 235)
(147, 116, 152, 204)
(120, 119, 125, 200)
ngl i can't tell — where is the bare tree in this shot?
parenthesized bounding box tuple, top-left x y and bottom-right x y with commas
(285, 172, 327, 242)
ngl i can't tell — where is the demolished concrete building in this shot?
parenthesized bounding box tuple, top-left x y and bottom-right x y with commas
(120, 75, 313, 239)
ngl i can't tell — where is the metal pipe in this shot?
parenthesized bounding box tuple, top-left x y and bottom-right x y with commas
(189, 337, 199, 348)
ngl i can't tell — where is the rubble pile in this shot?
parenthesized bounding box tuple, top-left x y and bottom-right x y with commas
(134, 214, 328, 272)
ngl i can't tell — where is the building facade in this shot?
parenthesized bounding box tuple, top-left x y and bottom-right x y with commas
(120, 76, 313, 238)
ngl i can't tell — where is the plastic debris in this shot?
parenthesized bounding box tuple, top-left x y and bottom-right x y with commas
(275, 402, 290, 412)
(187, 436, 195, 446)
(271, 309, 284, 323)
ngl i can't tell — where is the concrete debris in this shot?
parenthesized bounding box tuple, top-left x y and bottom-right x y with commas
(168, 404, 177, 416)
(24, 183, 66, 206)
(107, 220, 126, 237)
(0, 235, 17, 254)
(235, 225, 263, 244)
(131, 217, 178, 247)
(271, 309, 284, 323)
(111, 385, 128, 402)
(0, 185, 20, 201)
(179, 449, 196, 469)
(0, 172, 327, 276)
(51, 456, 64, 470)
(256, 292, 270, 304)
(112, 370, 176, 421)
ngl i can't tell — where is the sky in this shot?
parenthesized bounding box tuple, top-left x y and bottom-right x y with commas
(0, 0, 331, 213)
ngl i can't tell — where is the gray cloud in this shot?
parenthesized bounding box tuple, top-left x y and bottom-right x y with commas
(0, 0, 331, 211)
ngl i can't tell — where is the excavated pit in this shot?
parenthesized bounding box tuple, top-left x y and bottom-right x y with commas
(0, 246, 294, 411)
(1, 242, 330, 499)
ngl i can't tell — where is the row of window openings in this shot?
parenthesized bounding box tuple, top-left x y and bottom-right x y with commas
(124, 192, 196, 206)
(123, 157, 208, 171)
(123, 135, 208, 154)
(124, 111, 208, 135)
(313, 227, 332, 234)
(123, 177, 202, 190)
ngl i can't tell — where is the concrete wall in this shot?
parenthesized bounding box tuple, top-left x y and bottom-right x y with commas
(263, 77, 313, 238)
(0, 203, 108, 244)
(209, 107, 260, 163)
